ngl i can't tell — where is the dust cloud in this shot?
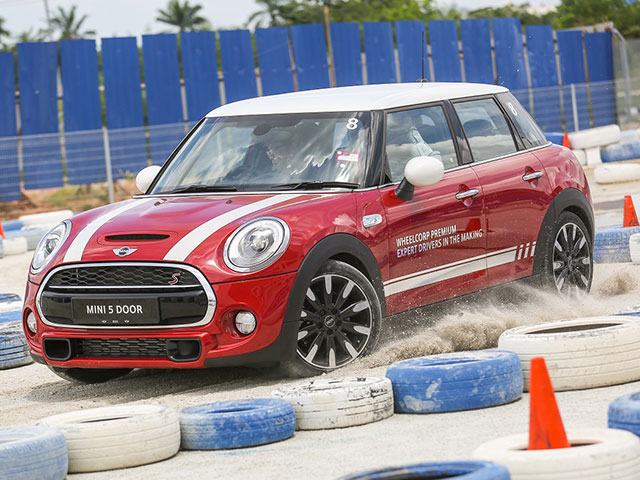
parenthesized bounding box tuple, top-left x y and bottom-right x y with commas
(356, 264, 640, 369)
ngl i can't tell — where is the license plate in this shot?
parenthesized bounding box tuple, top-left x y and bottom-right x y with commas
(71, 298, 159, 326)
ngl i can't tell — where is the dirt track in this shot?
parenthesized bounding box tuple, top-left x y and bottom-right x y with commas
(2, 170, 640, 478)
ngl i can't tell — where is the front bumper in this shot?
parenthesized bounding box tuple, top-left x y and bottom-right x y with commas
(23, 268, 299, 369)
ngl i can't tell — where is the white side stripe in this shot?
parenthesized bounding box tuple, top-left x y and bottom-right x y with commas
(64, 200, 152, 263)
(384, 246, 522, 297)
(163, 194, 302, 262)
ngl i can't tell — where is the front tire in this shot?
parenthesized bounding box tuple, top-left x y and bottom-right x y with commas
(282, 260, 382, 377)
(540, 211, 593, 294)
(48, 366, 133, 384)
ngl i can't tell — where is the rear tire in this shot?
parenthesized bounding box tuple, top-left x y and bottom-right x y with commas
(48, 366, 132, 384)
(539, 211, 593, 294)
(281, 260, 381, 377)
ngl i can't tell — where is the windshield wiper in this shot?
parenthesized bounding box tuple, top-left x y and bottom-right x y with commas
(271, 181, 360, 190)
(159, 184, 238, 194)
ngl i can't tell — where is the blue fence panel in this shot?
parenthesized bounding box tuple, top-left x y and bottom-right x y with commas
(525, 25, 561, 131)
(181, 31, 221, 123)
(556, 30, 590, 130)
(428, 20, 461, 82)
(492, 18, 529, 107)
(142, 33, 184, 165)
(363, 22, 396, 84)
(290, 24, 330, 91)
(255, 27, 294, 96)
(60, 39, 105, 185)
(0, 52, 20, 202)
(460, 19, 493, 84)
(586, 32, 615, 127)
(102, 37, 147, 178)
(330, 23, 362, 87)
(219, 29, 258, 103)
(395, 20, 427, 83)
(17, 42, 63, 190)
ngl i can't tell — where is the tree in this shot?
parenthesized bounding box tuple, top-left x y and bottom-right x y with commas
(554, 0, 640, 38)
(247, 0, 287, 28)
(15, 28, 48, 43)
(468, 3, 554, 25)
(156, 0, 209, 32)
(50, 5, 95, 40)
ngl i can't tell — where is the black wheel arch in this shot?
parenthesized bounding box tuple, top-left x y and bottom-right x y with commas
(532, 188, 594, 275)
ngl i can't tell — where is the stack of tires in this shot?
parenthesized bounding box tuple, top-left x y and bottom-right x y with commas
(0, 309, 31, 370)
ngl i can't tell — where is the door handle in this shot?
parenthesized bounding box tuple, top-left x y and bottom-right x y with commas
(522, 171, 544, 182)
(455, 189, 479, 200)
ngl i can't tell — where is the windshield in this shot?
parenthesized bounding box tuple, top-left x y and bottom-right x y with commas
(151, 112, 372, 193)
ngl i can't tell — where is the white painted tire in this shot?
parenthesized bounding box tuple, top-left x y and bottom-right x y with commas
(18, 210, 73, 227)
(498, 316, 640, 391)
(38, 404, 180, 473)
(272, 377, 393, 430)
(568, 125, 621, 150)
(594, 164, 640, 184)
(0, 237, 27, 256)
(473, 428, 640, 479)
(630, 234, 640, 264)
(572, 149, 587, 166)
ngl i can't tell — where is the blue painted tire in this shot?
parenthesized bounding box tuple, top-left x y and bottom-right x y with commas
(338, 461, 510, 479)
(545, 132, 564, 146)
(0, 320, 31, 369)
(5, 228, 49, 250)
(0, 311, 21, 325)
(594, 225, 640, 263)
(0, 294, 20, 304)
(179, 398, 296, 450)
(1, 219, 24, 232)
(385, 350, 523, 414)
(609, 392, 640, 437)
(601, 141, 640, 163)
(0, 426, 68, 480)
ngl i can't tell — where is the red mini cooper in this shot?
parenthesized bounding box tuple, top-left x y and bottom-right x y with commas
(22, 83, 593, 382)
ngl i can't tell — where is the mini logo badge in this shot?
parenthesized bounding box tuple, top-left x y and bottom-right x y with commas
(168, 272, 181, 285)
(113, 246, 137, 257)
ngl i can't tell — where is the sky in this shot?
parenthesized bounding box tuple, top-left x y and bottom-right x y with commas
(0, 0, 561, 40)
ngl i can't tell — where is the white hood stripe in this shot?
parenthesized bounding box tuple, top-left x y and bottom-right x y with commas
(64, 199, 154, 263)
(163, 194, 303, 262)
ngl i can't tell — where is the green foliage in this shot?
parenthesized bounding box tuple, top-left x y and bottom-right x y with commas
(554, 0, 640, 38)
(50, 5, 95, 40)
(156, 0, 210, 32)
(468, 3, 554, 25)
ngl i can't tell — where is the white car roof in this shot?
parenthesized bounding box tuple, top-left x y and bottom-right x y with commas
(207, 82, 509, 117)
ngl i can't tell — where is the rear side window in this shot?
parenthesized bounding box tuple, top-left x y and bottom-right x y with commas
(497, 92, 548, 149)
(454, 98, 517, 162)
(385, 105, 458, 182)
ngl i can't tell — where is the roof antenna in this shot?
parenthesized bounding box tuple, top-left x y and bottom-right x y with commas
(418, 30, 427, 84)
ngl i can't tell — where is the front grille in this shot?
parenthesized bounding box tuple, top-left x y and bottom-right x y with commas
(47, 265, 199, 288)
(76, 338, 168, 358)
(38, 263, 215, 328)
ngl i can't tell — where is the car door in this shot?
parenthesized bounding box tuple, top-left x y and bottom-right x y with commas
(452, 96, 554, 287)
(380, 104, 487, 315)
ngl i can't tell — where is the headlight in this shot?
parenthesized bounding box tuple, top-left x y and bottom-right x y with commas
(224, 217, 290, 272)
(30, 221, 71, 273)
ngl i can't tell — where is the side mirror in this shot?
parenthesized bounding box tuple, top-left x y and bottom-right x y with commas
(136, 165, 162, 193)
(395, 156, 445, 201)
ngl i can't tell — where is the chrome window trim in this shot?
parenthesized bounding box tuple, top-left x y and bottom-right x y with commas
(36, 262, 217, 330)
(372, 142, 552, 189)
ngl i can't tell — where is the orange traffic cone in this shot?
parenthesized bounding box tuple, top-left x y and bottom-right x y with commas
(562, 133, 571, 149)
(623, 195, 639, 228)
(528, 357, 571, 450)
(0, 220, 4, 239)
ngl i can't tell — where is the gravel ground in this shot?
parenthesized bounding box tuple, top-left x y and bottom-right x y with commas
(2, 174, 640, 479)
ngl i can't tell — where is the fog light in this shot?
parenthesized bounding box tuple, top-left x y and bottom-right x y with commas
(235, 311, 257, 335)
(26, 312, 37, 334)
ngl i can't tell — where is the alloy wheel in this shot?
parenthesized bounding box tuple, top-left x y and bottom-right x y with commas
(552, 222, 591, 294)
(296, 273, 373, 370)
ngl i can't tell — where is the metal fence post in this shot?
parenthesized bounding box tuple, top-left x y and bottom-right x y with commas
(570, 83, 579, 131)
(102, 127, 114, 204)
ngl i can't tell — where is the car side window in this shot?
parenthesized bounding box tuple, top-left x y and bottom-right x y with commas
(454, 98, 517, 162)
(497, 92, 548, 149)
(385, 105, 458, 182)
